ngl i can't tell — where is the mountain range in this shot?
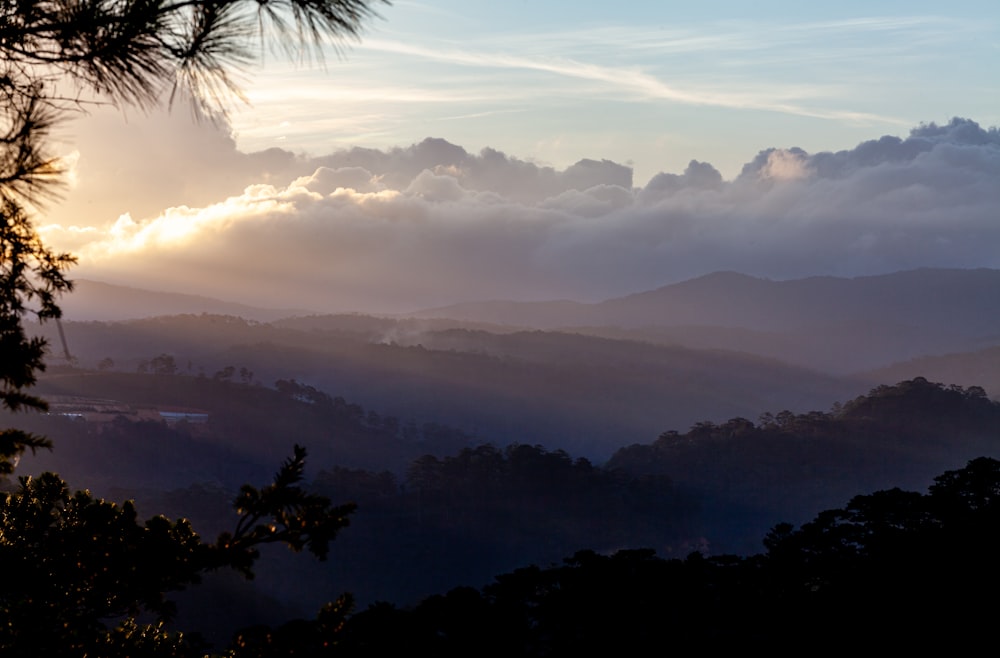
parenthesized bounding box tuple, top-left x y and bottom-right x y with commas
(60, 267, 1000, 376)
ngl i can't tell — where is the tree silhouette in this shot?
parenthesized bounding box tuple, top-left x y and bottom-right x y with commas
(0, 1, 384, 653)
(151, 353, 179, 375)
(0, 445, 355, 655)
(330, 457, 1000, 655)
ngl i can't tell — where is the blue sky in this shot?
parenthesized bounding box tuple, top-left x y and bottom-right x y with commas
(230, 0, 999, 183)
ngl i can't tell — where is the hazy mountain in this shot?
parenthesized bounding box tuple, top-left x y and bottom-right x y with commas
(32, 267, 1000, 459)
(56, 269, 1000, 374)
(415, 268, 1000, 331)
(33, 315, 861, 458)
(414, 268, 1000, 373)
(597, 269, 1000, 334)
(862, 345, 1000, 397)
(60, 279, 312, 322)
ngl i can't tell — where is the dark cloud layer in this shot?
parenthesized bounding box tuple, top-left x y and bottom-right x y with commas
(65, 117, 1000, 312)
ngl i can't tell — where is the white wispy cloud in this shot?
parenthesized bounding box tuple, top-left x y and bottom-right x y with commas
(358, 38, 906, 124)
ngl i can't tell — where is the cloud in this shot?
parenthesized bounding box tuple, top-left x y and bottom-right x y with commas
(51, 117, 1000, 313)
(44, 105, 308, 231)
(641, 161, 724, 199)
(359, 38, 903, 124)
(293, 167, 385, 195)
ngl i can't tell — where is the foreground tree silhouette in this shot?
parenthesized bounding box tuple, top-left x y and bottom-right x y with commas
(332, 458, 1000, 655)
(1, 447, 356, 655)
(0, 0, 384, 653)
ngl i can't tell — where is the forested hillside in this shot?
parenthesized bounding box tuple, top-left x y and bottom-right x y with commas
(610, 377, 1000, 549)
(330, 456, 1000, 654)
(31, 315, 856, 457)
(7, 372, 999, 648)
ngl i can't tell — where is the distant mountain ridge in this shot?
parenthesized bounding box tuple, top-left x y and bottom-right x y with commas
(63, 268, 1000, 334)
(415, 268, 1000, 332)
(54, 269, 1000, 376)
(412, 268, 1000, 374)
(60, 280, 313, 322)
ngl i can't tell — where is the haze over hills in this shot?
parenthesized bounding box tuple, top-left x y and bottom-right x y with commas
(415, 268, 1000, 374)
(34, 315, 858, 458)
(60, 280, 313, 322)
(68, 267, 1000, 335)
(53, 267, 1000, 388)
(863, 345, 1000, 399)
(418, 268, 1000, 333)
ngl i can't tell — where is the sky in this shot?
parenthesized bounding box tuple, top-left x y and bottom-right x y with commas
(37, 0, 1000, 313)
